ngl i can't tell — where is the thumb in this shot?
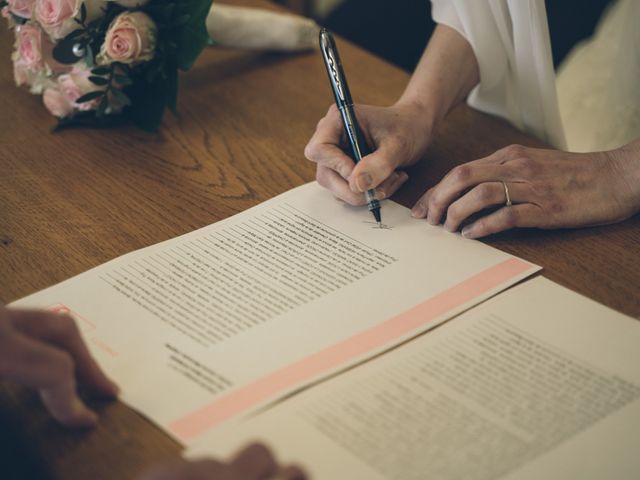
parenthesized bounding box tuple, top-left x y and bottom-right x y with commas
(348, 143, 399, 193)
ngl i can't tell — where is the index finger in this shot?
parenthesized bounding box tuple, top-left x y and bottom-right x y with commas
(304, 108, 355, 180)
(230, 443, 278, 479)
(0, 331, 98, 427)
(9, 310, 119, 398)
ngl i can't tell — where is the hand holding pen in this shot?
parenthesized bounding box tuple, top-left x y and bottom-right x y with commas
(306, 29, 425, 218)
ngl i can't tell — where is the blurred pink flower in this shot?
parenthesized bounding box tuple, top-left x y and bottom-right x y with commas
(43, 85, 74, 117)
(15, 23, 44, 69)
(34, 0, 80, 39)
(57, 63, 105, 111)
(7, 0, 35, 19)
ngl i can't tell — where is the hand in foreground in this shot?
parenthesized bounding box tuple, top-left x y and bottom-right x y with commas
(304, 102, 433, 204)
(139, 443, 305, 480)
(411, 142, 640, 238)
(0, 307, 119, 427)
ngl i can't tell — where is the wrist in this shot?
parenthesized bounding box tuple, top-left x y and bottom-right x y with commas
(393, 95, 441, 133)
(608, 139, 640, 211)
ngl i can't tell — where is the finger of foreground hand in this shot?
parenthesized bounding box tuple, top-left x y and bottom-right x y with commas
(1, 333, 98, 427)
(411, 187, 434, 219)
(461, 204, 541, 239)
(276, 465, 308, 480)
(137, 459, 227, 480)
(230, 443, 278, 479)
(9, 310, 119, 398)
(425, 164, 515, 225)
(443, 182, 530, 232)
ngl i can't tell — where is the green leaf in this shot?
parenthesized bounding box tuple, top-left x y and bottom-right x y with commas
(76, 91, 104, 103)
(174, 14, 191, 26)
(84, 43, 94, 66)
(96, 96, 108, 117)
(80, 2, 87, 23)
(114, 74, 133, 86)
(88, 75, 109, 86)
(111, 88, 132, 107)
(174, 0, 213, 71)
(91, 66, 111, 75)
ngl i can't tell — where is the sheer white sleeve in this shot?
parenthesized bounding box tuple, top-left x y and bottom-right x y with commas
(430, 0, 566, 149)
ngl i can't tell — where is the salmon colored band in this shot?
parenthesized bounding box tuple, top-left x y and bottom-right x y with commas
(170, 257, 533, 441)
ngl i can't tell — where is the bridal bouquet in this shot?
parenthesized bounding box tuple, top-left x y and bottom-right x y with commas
(3, 0, 319, 131)
(3, 0, 214, 130)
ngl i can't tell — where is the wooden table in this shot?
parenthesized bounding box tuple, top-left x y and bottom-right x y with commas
(1, 1, 638, 478)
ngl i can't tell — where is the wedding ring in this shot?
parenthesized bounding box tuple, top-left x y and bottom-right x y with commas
(502, 181, 512, 207)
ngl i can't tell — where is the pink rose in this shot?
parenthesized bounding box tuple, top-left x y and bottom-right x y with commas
(61, 63, 107, 109)
(98, 11, 156, 65)
(7, 0, 35, 18)
(43, 85, 75, 117)
(34, 0, 80, 39)
(13, 60, 31, 86)
(15, 23, 44, 70)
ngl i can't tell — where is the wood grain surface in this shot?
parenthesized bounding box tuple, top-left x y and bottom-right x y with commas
(0, 0, 638, 478)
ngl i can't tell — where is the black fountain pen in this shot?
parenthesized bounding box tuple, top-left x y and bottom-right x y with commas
(319, 28, 382, 227)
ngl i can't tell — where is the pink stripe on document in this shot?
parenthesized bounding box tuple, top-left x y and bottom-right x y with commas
(170, 257, 533, 441)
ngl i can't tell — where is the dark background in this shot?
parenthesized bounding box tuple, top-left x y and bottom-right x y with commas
(324, 0, 614, 72)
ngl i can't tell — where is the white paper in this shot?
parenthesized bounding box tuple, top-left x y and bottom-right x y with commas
(187, 277, 640, 479)
(12, 182, 538, 443)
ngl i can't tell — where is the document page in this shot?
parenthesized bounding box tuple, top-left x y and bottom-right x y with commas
(12, 182, 538, 443)
(187, 278, 640, 479)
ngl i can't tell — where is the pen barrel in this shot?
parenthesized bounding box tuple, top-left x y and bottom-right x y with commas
(339, 106, 372, 161)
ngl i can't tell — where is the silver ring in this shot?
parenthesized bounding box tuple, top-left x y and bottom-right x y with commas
(502, 181, 512, 207)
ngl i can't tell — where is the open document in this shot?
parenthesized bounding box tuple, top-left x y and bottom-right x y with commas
(12, 182, 538, 443)
(187, 277, 640, 479)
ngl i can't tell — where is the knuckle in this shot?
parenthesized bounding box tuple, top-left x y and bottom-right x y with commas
(475, 183, 493, 202)
(450, 164, 471, 183)
(502, 144, 527, 159)
(429, 194, 444, 213)
(446, 204, 460, 223)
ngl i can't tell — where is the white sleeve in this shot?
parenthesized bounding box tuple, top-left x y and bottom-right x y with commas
(430, 0, 566, 149)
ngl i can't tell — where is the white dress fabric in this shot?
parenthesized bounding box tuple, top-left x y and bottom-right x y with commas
(556, 0, 640, 153)
(430, 0, 566, 149)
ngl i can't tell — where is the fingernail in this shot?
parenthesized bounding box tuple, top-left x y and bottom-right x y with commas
(444, 222, 455, 232)
(399, 171, 409, 182)
(426, 211, 438, 225)
(461, 226, 477, 238)
(376, 188, 386, 200)
(411, 202, 427, 218)
(356, 173, 373, 192)
(74, 398, 99, 424)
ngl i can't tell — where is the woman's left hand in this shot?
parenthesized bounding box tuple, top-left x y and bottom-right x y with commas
(411, 142, 640, 238)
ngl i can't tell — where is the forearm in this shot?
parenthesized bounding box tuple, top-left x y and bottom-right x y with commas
(396, 24, 479, 132)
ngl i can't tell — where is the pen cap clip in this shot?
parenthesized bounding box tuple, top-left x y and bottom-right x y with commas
(319, 28, 354, 106)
